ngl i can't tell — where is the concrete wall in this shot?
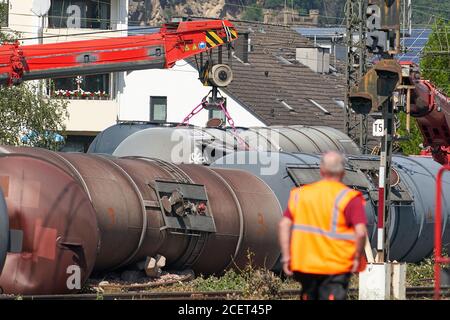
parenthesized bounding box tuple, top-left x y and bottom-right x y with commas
(118, 62, 266, 127)
(65, 99, 119, 133)
(296, 47, 330, 74)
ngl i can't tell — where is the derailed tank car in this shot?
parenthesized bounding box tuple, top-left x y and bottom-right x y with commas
(0, 146, 449, 295)
(0, 188, 8, 276)
(87, 122, 192, 155)
(0, 147, 281, 295)
(105, 125, 361, 163)
(212, 151, 450, 262)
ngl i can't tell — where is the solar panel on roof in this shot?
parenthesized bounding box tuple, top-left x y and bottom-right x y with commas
(127, 27, 160, 36)
(293, 27, 431, 64)
(294, 27, 346, 37)
(397, 28, 431, 64)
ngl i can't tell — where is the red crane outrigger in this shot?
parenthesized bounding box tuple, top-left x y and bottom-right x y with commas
(0, 19, 237, 87)
(400, 62, 450, 165)
(434, 165, 450, 299)
(400, 62, 450, 299)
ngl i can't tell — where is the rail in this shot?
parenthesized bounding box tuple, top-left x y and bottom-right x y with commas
(0, 287, 449, 300)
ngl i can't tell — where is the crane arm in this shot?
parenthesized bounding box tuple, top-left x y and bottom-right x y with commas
(0, 20, 237, 85)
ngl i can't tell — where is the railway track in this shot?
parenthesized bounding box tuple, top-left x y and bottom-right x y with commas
(0, 287, 449, 300)
(405, 286, 450, 299)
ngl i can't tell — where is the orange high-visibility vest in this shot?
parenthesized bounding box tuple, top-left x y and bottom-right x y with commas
(288, 180, 366, 274)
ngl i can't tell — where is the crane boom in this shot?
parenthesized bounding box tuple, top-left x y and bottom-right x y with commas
(0, 20, 237, 85)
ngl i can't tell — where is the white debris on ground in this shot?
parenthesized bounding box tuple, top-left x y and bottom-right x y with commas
(86, 269, 195, 293)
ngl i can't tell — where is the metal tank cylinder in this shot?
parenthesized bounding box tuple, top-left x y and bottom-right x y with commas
(111, 125, 361, 163)
(0, 188, 8, 276)
(0, 147, 281, 294)
(212, 151, 450, 263)
(113, 127, 236, 164)
(87, 122, 190, 154)
(0, 153, 99, 295)
(239, 126, 362, 154)
(388, 156, 450, 261)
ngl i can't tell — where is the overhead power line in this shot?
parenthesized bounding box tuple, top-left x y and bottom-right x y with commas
(14, 25, 159, 41)
(412, 4, 450, 15)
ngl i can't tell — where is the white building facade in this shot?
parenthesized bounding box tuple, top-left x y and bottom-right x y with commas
(4, 0, 264, 150)
(118, 62, 265, 127)
(5, 0, 128, 150)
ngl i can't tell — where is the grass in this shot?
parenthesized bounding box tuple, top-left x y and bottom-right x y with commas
(90, 252, 300, 299)
(87, 251, 445, 299)
(152, 268, 299, 300)
(406, 257, 435, 287)
(155, 253, 298, 299)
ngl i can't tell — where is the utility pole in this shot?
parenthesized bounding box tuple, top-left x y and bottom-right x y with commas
(344, 0, 369, 153)
(401, 0, 412, 38)
(348, 0, 402, 264)
(31, 0, 50, 96)
(376, 99, 394, 262)
(283, 0, 289, 26)
(358, 1, 368, 152)
(350, 1, 405, 299)
(38, 14, 45, 95)
(377, 0, 412, 263)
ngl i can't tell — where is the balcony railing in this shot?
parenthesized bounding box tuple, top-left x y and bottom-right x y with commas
(51, 89, 110, 100)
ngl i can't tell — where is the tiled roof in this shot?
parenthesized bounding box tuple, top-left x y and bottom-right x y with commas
(219, 21, 349, 130)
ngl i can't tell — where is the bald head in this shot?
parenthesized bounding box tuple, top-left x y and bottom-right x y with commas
(320, 151, 346, 180)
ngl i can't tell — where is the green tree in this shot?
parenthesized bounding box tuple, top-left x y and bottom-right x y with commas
(396, 112, 423, 155)
(411, 1, 450, 26)
(420, 19, 450, 95)
(264, 0, 283, 10)
(0, 1, 7, 28)
(0, 8, 68, 150)
(242, 4, 263, 21)
(0, 83, 68, 149)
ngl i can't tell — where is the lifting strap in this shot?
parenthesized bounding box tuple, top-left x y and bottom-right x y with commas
(177, 95, 249, 150)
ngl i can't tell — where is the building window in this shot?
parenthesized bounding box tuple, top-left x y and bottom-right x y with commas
(150, 96, 167, 122)
(128, 0, 152, 27)
(49, 0, 111, 29)
(49, 74, 111, 100)
(208, 109, 226, 123)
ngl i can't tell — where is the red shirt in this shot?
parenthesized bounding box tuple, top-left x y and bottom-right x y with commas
(283, 194, 367, 227)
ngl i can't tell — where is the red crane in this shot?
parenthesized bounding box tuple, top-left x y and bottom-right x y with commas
(401, 62, 450, 165)
(0, 19, 237, 91)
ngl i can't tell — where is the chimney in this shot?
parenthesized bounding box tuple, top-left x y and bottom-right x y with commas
(283, 9, 289, 26)
(309, 9, 319, 26)
(263, 10, 271, 24)
(296, 46, 330, 74)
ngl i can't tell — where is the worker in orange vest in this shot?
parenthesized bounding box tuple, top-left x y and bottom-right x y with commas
(278, 151, 368, 300)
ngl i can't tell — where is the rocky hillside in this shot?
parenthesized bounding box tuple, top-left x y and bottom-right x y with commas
(128, 0, 450, 26)
(129, 0, 247, 26)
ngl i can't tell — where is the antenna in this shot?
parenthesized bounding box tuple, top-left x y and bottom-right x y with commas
(31, 0, 50, 17)
(31, 0, 51, 96)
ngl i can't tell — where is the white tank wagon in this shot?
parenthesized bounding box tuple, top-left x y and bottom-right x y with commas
(111, 125, 361, 164)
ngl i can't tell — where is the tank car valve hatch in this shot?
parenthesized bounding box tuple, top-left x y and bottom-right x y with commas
(154, 180, 216, 233)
